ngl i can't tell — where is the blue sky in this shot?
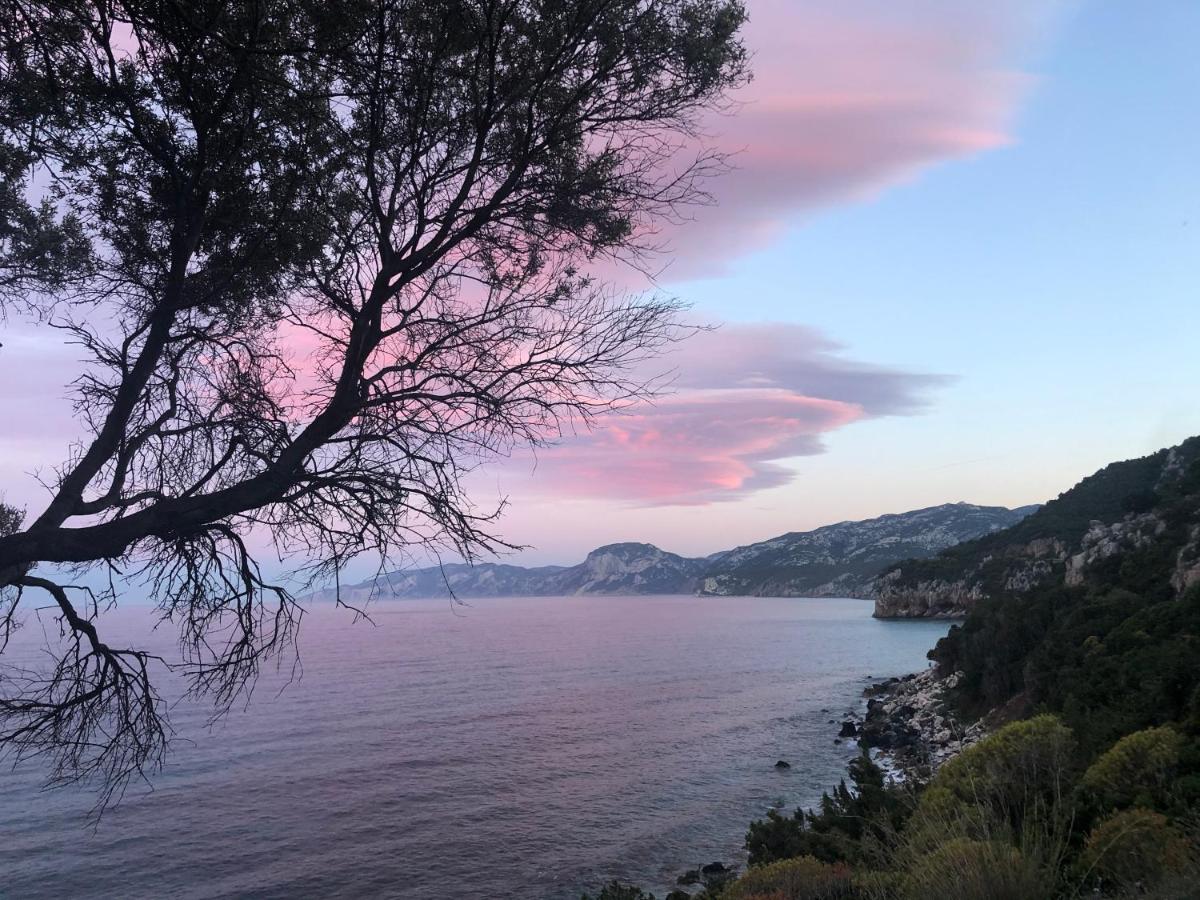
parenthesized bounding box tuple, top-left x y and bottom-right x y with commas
(487, 0, 1200, 564)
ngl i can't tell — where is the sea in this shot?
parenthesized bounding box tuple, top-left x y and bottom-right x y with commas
(0, 595, 949, 899)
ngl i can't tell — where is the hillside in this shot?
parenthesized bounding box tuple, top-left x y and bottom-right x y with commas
(874, 437, 1200, 618)
(922, 435, 1200, 750)
(698, 503, 1037, 598)
(653, 438, 1200, 900)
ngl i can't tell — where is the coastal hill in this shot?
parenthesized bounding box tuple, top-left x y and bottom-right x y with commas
(690, 436, 1200, 900)
(321, 503, 1036, 602)
(874, 436, 1200, 618)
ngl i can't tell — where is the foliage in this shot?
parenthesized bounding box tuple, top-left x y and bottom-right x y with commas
(1079, 727, 1184, 814)
(582, 882, 659, 900)
(0, 500, 20, 537)
(1076, 808, 1194, 892)
(898, 839, 1047, 900)
(927, 716, 1075, 820)
(746, 752, 908, 867)
(899, 716, 1076, 888)
(724, 856, 856, 900)
(721, 441, 1200, 899)
(884, 443, 1190, 591)
(930, 442, 1200, 756)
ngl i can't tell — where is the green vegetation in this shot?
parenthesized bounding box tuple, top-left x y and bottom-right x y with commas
(880, 437, 1199, 593)
(588, 438, 1200, 899)
(717, 717, 1197, 899)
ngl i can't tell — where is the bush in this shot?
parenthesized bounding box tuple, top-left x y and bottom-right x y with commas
(934, 716, 1075, 804)
(746, 810, 822, 867)
(724, 856, 856, 900)
(746, 753, 907, 867)
(1077, 808, 1193, 891)
(899, 839, 1048, 900)
(847, 870, 899, 900)
(1079, 726, 1184, 813)
(900, 715, 1075, 862)
(582, 882, 657, 900)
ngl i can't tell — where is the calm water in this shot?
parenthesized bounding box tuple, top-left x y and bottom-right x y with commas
(0, 595, 948, 899)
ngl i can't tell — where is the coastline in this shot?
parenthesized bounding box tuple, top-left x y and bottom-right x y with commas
(842, 667, 985, 781)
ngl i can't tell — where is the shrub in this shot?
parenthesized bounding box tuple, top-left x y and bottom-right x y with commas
(746, 810, 820, 867)
(582, 882, 657, 900)
(899, 839, 1048, 900)
(847, 870, 898, 900)
(1078, 726, 1184, 813)
(724, 856, 856, 900)
(1077, 808, 1193, 891)
(746, 753, 908, 867)
(900, 716, 1076, 863)
(924, 715, 1074, 836)
(934, 716, 1075, 808)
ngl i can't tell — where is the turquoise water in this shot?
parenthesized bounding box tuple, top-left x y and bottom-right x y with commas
(0, 595, 948, 898)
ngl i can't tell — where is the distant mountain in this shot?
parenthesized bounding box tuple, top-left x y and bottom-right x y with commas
(697, 503, 1039, 598)
(874, 437, 1200, 618)
(321, 504, 1037, 601)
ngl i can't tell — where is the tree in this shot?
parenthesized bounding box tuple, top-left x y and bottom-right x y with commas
(0, 0, 747, 801)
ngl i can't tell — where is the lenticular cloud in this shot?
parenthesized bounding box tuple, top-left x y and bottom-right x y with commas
(652, 0, 1051, 277)
(522, 324, 948, 506)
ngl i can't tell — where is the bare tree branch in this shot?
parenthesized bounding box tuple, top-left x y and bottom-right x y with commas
(0, 0, 748, 803)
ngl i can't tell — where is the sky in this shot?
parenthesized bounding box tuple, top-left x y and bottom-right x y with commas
(483, 0, 1200, 564)
(2, 0, 1198, 574)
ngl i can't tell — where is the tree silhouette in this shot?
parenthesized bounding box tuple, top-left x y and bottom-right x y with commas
(0, 0, 747, 802)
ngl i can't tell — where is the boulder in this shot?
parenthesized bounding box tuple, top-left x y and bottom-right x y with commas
(838, 721, 858, 738)
(773, 759, 791, 769)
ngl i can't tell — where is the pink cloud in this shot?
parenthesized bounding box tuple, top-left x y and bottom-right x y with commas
(647, 0, 1053, 277)
(514, 323, 947, 505)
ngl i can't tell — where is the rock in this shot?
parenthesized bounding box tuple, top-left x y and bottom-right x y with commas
(774, 759, 791, 769)
(838, 721, 858, 738)
(676, 870, 701, 886)
(847, 666, 987, 780)
(701, 862, 728, 876)
(666, 892, 692, 900)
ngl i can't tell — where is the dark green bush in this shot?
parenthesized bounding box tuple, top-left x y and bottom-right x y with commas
(746, 753, 908, 867)
(1077, 808, 1193, 891)
(724, 856, 855, 900)
(1079, 726, 1184, 814)
(899, 838, 1047, 900)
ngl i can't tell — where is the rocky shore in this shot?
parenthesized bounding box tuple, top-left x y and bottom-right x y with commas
(839, 668, 985, 779)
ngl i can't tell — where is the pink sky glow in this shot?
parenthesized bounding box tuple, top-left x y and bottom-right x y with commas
(651, 0, 1040, 277)
(0, 0, 1058, 560)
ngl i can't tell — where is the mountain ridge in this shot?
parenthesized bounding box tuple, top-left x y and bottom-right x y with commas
(317, 502, 1038, 602)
